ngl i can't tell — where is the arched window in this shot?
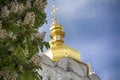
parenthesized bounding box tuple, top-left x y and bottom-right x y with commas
(67, 62, 71, 71)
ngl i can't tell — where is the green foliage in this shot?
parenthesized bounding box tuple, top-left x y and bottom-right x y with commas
(18, 71, 42, 80)
(0, 0, 49, 80)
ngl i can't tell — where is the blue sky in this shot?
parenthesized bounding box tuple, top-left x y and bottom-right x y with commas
(39, 0, 120, 80)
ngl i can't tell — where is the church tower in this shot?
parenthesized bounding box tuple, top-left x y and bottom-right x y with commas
(39, 2, 101, 80)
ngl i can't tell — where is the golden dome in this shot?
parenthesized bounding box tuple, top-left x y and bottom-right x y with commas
(44, 5, 80, 62)
(45, 43, 80, 62)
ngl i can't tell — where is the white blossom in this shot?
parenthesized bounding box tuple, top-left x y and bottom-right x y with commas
(10, 1, 19, 13)
(0, 29, 7, 39)
(30, 54, 42, 66)
(0, 70, 18, 80)
(34, 0, 46, 10)
(0, 30, 16, 40)
(26, 0, 31, 8)
(7, 31, 16, 40)
(10, 1, 25, 14)
(0, 6, 9, 18)
(37, 32, 46, 40)
(23, 12, 35, 27)
(31, 33, 36, 40)
(15, 19, 22, 26)
(8, 31, 13, 38)
(18, 3, 25, 14)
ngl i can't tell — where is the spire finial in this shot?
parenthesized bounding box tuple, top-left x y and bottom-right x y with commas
(87, 63, 94, 75)
(51, 0, 58, 24)
(49, 0, 65, 47)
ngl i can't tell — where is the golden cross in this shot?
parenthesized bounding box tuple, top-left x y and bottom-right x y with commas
(51, 5, 58, 18)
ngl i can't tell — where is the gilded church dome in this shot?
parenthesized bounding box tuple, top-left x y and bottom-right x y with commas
(44, 16, 80, 62)
(45, 43, 80, 62)
(44, 5, 80, 62)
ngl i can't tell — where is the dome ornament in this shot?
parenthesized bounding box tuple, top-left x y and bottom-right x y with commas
(51, 3, 58, 24)
(87, 63, 95, 75)
(45, 0, 80, 62)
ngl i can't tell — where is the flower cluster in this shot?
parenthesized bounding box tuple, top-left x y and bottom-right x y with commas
(15, 19, 22, 26)
(0, 0, 47, 28)
(0, 70, 18, 80)
(37, 31, 46, 40)
(0, 1, 25, 19)
(34, 0, 47, 11)
(0, 29, 16, 40)
(0, 29, 7, 39)
(0, 0, 48, 79)
(0, 6, 9, 19)
(26, 0, 31, 8)
(10, 1, 25, 14)
(30, 54, 42, 66)
(7, 31, 16, 40)
(23, 12, 35, 27)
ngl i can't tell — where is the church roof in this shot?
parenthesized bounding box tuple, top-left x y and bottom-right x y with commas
(44, 43, 80, 62)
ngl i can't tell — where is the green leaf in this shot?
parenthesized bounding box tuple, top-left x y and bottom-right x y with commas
(0, 0, 48, 79)
(18, 71, 41, 80)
